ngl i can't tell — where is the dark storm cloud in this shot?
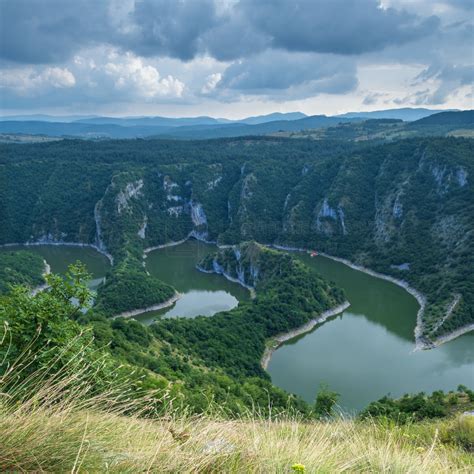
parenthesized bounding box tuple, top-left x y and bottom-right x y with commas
(216, 51, 357, 98)
(122, 0, 219, 61)
(232, 0, 440, 57)
(1, 0, 441, 64)
(0, 0, 471, 109)
(127, 0, 441, 61)
(0, 0, 110, 64)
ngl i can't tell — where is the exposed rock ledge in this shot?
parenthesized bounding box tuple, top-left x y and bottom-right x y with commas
(112, 292, 181, 319)
(196, 264, 256, 299)
(30, 259, 51, 296)
(429, 323, 474, 348)
(261, 301, 351, 370)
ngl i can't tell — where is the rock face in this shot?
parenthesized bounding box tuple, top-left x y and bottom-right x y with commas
(116, 179, 144, 214)
(94, 199, 107, 252)
(198, 241, 262, 290)
(313, 198, 347, 236)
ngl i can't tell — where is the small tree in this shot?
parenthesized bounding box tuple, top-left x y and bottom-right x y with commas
(0, 263, 115, 397)
(314, 383, 339, 419)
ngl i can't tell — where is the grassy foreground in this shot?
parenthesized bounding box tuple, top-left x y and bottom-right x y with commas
(1, 397, 473, 472)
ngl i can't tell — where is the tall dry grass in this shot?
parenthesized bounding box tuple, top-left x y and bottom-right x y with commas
(1, 388, 472, 472)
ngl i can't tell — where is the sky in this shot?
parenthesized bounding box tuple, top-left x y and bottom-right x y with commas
(0, 0, 473, 119)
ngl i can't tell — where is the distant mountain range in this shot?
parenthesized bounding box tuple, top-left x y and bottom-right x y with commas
(0, 115, 359, 140)
(0, 108, 469, 140)
(1, 114, 99, 123)
(335, 107, 459, 121)
(74, 115, 226, 127)
(1, 111, 307, 127)
(237, 112, 307, 124)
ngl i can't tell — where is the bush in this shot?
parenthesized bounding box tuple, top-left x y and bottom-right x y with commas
(314, 384, 340, 419)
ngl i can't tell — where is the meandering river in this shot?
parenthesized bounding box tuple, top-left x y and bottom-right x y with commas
(269, 252, 474, 412)
(4, 241, 472, 412)
(144, 241, 473, 412)
(137, 241, 249, 323)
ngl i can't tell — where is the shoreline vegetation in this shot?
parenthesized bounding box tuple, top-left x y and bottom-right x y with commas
(261, 301, 351, 369)
(112, 291, 181, 319)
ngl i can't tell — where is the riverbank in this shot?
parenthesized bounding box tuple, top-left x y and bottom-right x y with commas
(112, 292, 181, 319)
(315, 252, 429, 350)
(0, 241, 114, 265)
(313, 253, 472, 350)
(144, 236, 192, 254)
(429, 322, 474, 348)
(261, 301, 351, 369)
(269, 244, 432, 349)
(143, 234, 232, 256)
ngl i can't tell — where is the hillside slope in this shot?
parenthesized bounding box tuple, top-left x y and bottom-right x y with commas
(411, 110, 474, 127)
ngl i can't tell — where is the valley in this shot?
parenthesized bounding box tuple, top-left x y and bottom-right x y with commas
(0, 127, 472, 420)
(2, 135, 472, 344)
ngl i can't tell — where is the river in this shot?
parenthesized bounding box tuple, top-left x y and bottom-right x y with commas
(144, 241, 473, 412)
(268, 252, 474, 412)
(135, 240, 250, 323)
(3, 241, 472, 412)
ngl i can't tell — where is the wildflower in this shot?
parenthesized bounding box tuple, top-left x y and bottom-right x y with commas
(291, 463, 306, 473)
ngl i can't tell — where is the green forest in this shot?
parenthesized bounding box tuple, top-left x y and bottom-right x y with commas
(0, 250, 45, 293)
(1, 136, 472, 341)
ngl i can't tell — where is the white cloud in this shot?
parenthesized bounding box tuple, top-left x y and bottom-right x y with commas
(0, 67, 75, 95)
(41, 67, 76, 88)
(104, 53, 185, 99)
(201, 72, 222, 94)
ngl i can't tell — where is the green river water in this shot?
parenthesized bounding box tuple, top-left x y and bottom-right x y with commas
(4, 241, 472, 412)
(1, 244, 110, 289)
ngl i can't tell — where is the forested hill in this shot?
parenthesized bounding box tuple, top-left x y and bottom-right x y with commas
(0, 136, 473, 344)
(411, 110, 474, 126)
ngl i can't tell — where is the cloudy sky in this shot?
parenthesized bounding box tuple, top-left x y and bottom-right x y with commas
(0, 0, 472, 118)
